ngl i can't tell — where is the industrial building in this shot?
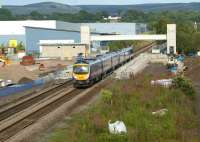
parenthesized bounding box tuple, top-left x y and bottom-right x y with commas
(0, 20, 147, 59)
(39, 40, 88, 60)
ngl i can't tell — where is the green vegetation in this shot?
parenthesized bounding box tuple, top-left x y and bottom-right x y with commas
(47, 75, 198, 142)
(48, 10, 107, 22)
(0, 9, 13, 20)
(16, 42, 25, 51)
(0, 44, 4, 49)
(157, 20, 200, 54)
(173, 76, 195, 97)
(108, 40, 153, 52)
(108, 41, 133, 52)
(0, 9, 107, 22)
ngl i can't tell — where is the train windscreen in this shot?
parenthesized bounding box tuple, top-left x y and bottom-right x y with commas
(73, 65, 89, 74)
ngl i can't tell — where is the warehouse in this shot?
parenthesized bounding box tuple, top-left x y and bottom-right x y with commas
(0, 20, 147, 58)
(25, 26, 81, 53)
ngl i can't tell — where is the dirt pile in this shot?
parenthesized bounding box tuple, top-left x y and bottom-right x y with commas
(0, 64, 38, 84)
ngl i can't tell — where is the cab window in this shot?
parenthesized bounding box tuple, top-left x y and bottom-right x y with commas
(73, 65, 89, 74)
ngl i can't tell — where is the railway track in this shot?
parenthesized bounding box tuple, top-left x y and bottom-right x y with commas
(0, 87, 83, 141)
(0, 43, 155, 142)
(134, 42, 155, 57)
(0, 80, 72, 122)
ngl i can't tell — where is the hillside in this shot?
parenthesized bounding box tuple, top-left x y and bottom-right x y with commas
(79, 3, 200, 13)
(3, 2, 81, 15)
(2, 2, 200, 15)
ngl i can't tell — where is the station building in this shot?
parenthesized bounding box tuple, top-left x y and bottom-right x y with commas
(0, 20, 147, 59)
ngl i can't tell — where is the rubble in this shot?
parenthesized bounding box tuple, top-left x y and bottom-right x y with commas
(152, 109, 168, 117)
(115, 53, 149, 79)
(151, 79, 173, 88)
(115, 53, 168, 79)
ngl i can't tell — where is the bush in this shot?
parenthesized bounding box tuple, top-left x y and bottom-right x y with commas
(101, 89, 113, 105)
(173, 76, 195, 96)
(16, 42, 25, 51)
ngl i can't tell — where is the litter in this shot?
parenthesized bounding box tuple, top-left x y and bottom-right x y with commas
(55, 66, 73, 80)
(108, 120, 127, 134)
(151, 79, 173, 88)
(152, 109, 168, 116)
(0, 80, 12, 88)
(197, 51, 200, 56)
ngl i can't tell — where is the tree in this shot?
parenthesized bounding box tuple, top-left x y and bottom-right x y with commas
(0, 44, 4, 49)
(30, 11, 43, 20)
(191, 32, 200, 52)
(176, 23, 196, 54)
(16, 42, 25, 51)
(121, 10, 145, 22)
(0, 9, 13, 20)
(108, 41, 133, 51)
(154, 17, 171, 34)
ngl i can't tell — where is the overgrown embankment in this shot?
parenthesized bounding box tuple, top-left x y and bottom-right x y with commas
(46, 64, 199, 142)
(185, 57, 200, 134)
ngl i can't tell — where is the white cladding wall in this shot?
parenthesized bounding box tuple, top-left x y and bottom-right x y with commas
(0, 20, 57, 35)
(82, 23, 136, 34)
(40, 45, 86, 60)
(56, 21, 81, 31)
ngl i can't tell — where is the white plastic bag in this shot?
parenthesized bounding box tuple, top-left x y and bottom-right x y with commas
(108, 120, 127, 134)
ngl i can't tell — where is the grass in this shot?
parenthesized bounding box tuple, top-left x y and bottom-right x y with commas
(46, 74, 199, 142)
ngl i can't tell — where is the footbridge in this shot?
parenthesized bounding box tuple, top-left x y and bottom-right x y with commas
(80, 24, 176, 55)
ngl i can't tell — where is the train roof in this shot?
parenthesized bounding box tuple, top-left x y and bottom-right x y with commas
(74, 47, 133, 65)
(75, 57, 101, 65)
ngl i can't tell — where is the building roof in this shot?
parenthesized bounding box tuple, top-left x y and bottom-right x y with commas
(0, 20, 147, 36)
(40, 43, 87, 46)
(24, 26, 106, 35)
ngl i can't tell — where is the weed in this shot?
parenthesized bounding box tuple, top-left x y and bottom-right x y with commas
(47, 75, 198, 142)
(173, 76, 195, 96)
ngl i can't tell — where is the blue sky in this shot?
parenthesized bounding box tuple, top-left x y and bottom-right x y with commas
(2, 0, 200, 5)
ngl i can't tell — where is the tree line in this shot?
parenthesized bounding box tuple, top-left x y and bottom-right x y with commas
(1, 8, 200, 23)
(0, 9, 108, 22)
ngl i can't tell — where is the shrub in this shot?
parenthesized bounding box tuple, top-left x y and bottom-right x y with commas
(101, 89, 113, 105)
(173, 76, 195, 96)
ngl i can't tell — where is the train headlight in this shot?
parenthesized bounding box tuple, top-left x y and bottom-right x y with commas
(73, 74, 78, 79)
(73, 73, 89, 80)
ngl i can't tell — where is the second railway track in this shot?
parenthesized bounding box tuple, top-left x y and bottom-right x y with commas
(0, 80, 72, 122)
(0, 87, 82, 141)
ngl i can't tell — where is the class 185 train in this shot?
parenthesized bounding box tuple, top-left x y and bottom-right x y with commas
(72, 47, 133, 87)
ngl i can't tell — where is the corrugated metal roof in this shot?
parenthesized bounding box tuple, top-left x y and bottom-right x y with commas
(24, 26, 107, 35)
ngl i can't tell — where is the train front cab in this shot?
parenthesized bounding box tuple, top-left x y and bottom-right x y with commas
(73, 63, 90, 87)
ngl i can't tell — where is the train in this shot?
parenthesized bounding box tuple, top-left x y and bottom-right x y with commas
(72, 47, 134, 87)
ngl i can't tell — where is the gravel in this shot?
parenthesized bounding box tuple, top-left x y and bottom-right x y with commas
(114, 53, 168, 79)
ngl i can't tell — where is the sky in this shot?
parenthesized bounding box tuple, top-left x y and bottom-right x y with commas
(2, 0, 200, 5)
